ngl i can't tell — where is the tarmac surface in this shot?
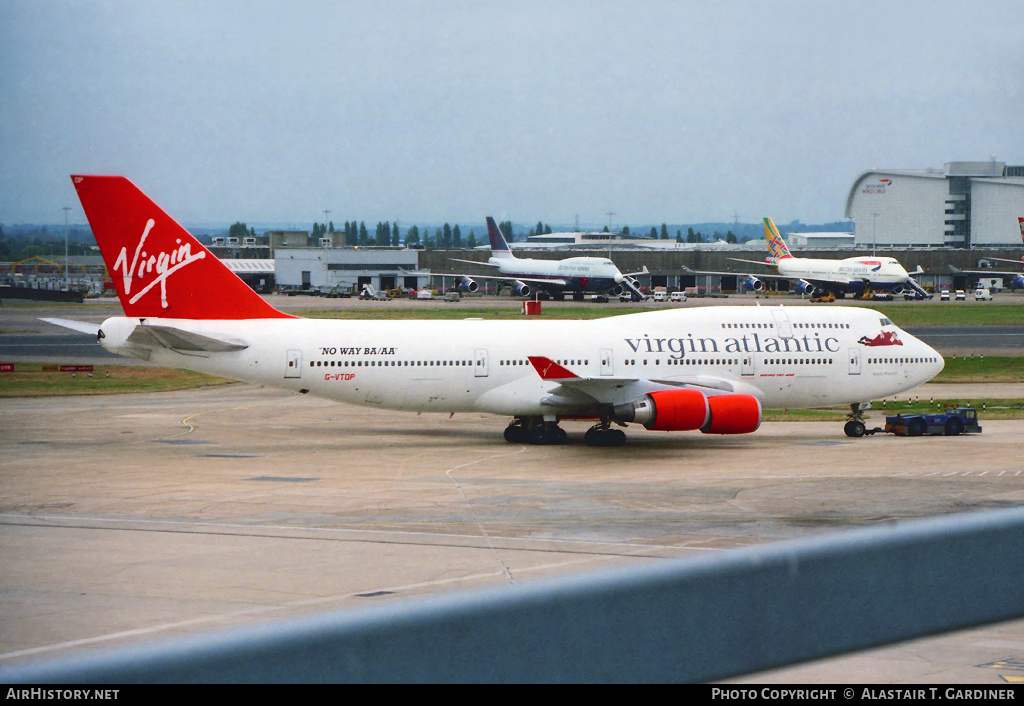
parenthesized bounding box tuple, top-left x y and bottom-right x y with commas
(1, 295, 1022, 683)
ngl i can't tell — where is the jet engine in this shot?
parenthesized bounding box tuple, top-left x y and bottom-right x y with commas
(701, 394, 762, 434)
(458, 276, 479, 293)
(741, 276, 764, 292)
(794, 281, 815, 296)
(513, 282, 531, 297)
(612, 389, 761, 434)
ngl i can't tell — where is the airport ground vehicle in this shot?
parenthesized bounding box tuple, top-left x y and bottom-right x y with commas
(954, 290, 966, 301)
(845, 408, 981, 438)
(940, 290, 950, 301)
(973, 288, 993, 301)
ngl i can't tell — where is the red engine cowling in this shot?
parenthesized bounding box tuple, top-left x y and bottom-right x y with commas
(613, 388, 710, 431)
(701, 394, 762, 434)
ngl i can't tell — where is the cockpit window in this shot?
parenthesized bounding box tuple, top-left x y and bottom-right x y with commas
(880, 317, 893, 326)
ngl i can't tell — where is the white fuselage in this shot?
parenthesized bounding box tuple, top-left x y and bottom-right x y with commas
(775, 256, 910, 288)
(488, 254, 623, 291)
(99, 306, 943, 419)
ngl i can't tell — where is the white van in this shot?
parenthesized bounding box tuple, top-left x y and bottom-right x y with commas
(973, 288, 992, 301)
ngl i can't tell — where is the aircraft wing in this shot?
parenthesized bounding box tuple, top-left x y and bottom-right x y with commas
(527, 356, 749, 410)
(950, 265, 1024, 277)
(719, 261, 857, 286)
(454, 273, 569, 287)
(682, 265, 778, 278)
(448, 258, 501, 268)
(726, 257, 773, 268)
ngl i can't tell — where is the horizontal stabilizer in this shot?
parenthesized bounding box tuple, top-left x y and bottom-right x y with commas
(127, 325, 248, 352)
(40, 318, 101, 336)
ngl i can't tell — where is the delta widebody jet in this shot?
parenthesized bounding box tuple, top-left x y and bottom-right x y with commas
(46, 176, 944, 446)
(449, 218, 647, 301)
(696, 217, 930, 301)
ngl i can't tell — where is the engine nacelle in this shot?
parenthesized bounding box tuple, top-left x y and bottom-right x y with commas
(700, 394, 762, 435)
(794, 281, 815, 296)
(458, 277, 479, 293)
(612, 389, 709, 431)
(741, 276, 764, 292)
(611, 283, 625, 296)
(513, 282, 531, 297)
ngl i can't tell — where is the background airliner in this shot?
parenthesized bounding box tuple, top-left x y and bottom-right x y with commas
(693, 217, 930, 300)
(46, 176, 944, 446)
(949, 217, 1024, 290)
(449, 217, 648, 301)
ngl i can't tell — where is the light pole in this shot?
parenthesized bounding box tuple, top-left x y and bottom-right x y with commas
(871, 212, 879, 256)
(63, 206, 71, 288)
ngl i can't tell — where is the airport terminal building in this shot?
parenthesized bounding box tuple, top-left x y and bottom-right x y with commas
(845, 161, 1024, 248)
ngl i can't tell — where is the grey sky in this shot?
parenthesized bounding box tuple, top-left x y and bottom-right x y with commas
(1, 0, 1021, 228)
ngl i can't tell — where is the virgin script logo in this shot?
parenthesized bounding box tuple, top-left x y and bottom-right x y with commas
(113, 219, 206, 308)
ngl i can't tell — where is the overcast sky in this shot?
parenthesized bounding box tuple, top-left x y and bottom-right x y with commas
(1, 0, 1021, 229)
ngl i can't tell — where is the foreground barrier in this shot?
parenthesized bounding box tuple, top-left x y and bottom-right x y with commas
(2, 506, 1022, 683)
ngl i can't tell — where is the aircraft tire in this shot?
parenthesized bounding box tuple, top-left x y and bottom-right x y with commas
(844, 420, 866, 438)
(528, 426, 548, 445)
(504, 424, 527, 443)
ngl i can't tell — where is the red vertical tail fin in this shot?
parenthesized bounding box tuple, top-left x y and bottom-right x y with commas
(72, 176, 290, 320)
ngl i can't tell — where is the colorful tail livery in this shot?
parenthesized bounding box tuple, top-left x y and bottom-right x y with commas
(71, 176, 290, 320)
(763, 217, 793, 264)
(1019, 217, 1023, 245)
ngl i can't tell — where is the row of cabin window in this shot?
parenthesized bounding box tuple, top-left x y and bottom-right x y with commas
(624, 358, 835, 366)
(867, 356, 940, 364)
(311, 360, 471, 367)
(720, 322, 851, 330)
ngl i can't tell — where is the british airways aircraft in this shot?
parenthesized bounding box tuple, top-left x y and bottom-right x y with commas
(449, 218, 647, 301)
(698, 217, 930, 300)
(45, 176, 944, 446)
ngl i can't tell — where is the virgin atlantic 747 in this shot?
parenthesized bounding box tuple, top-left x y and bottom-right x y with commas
(45, 176, 944, 445)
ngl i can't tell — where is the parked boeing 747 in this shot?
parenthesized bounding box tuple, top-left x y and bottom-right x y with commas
(45, 176, 945, 445)
(449, 217, 648, 301)
(687, 217, 930, 301)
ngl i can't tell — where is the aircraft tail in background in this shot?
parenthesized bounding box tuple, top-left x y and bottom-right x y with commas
(71, 176, 291, 320)
(486, 217, 516, 259)
(763, 217, 793, 265)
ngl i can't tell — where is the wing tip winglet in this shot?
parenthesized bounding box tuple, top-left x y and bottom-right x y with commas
(528, 356, 579, 380)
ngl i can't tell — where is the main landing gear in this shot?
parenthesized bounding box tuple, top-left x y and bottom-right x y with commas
(504, 417, 568, 445)
(503, 416, 628, 446)
(583, 423, 626, 447)
(843, 402, 869, 437)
